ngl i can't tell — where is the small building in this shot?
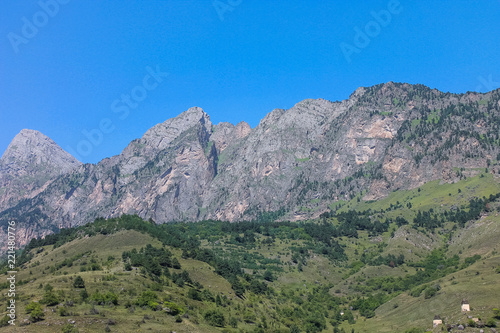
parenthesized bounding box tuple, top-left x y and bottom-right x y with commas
(433, 315, 443, 327)
(461, 299, 470, 312)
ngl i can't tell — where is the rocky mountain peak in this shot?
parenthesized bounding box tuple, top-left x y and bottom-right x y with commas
(0, 129, 81, 175)
(0, 129, 82, 212)
(140, 107, 212, 151)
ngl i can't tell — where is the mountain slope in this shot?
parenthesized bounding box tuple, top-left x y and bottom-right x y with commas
(1, 176, 499, 332)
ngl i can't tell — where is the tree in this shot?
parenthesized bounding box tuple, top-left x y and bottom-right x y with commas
(188, 288, 201, 301)
(73, 275, 85, 288)
(263, 269, 274, 282)
(25, 302, 44, 322)
(79, 289, 89, 302)
(231, 278, 245, 298)
(172, 258, 181, 269)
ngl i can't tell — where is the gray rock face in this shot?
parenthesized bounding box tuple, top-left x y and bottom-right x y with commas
(0, 129, 81, 211)
(1, 82, 500, 246)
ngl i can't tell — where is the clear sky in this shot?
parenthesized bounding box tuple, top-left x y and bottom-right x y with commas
(1, 1, 499, 163)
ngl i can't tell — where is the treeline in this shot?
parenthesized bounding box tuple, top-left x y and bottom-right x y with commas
(319, 209, 390, 238)
(414, 193, 500, 229)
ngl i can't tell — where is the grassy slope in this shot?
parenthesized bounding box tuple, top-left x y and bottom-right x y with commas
(346, 215, 500, 333)
(1, 173, 500, 332)
(8, 231, 226, 333)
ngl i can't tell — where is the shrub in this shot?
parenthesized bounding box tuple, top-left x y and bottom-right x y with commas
(25, 302, 44, 322)
(485, 318, 497, 327)
(58, 306, 70, 316)
(40, 290, 60, 306)
(163, 301, 183, 316)
(148, 301, 160, 311)
(89, 262, 102, 271)
(409, 285, 427, 297)
(205, 310, 226, 327)
(62, 323, 79, 333)
(90, 291, 118, 305)
(104, 291, 119, 305)
(424, 286, 438, 299)
(136, 291, 157, 307)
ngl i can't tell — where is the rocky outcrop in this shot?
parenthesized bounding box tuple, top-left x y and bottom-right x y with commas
(1, 83, 500, 246)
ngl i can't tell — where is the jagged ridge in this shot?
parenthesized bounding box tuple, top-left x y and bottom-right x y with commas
(1, 82, 500, 246)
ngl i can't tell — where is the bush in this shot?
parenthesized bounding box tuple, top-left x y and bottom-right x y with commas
(409, 285, 427, 297)
(90, 291, 118, 305)
(424, 286, 438, 299)
(62, 323, 79, 333)
(136, 291, 157, 307)
(25, 302, 44, 322)
(104, 291, 119, 305)
(148, 301, 160, 311)
(485, 318, 497, 327)
(40, 290, 60, 306)
(163, 301, 183, 316)
(205, 309, 226, 327)
(58, 306, 70, 316)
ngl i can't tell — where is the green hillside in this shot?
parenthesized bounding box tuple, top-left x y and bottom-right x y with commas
(1, 173, 500, 333)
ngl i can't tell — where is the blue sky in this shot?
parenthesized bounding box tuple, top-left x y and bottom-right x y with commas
(1, 1, 499, 163)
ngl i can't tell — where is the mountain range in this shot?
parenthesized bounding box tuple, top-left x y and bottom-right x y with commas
(1, 82, 499, 247)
